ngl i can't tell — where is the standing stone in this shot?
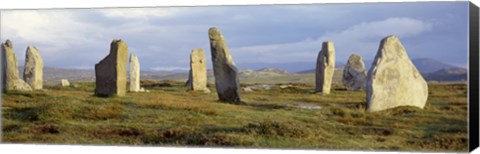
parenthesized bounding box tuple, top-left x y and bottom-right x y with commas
(366, 35, 428, 112)
(185, 48, 210, 93)
(23, 46, 43, 90)
(129, 53, 140, 92)
(208, 27, 241, 103)
(94, 39, 128, 97)
(60, 79, 70, 87)
(1, 40, 32, 91)
(315, 41, 335, 94)
(342, 54, 366, 91)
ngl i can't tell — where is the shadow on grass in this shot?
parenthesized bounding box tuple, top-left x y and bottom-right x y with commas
(142, 121, 311, 146)
(93, 93, 119, 98)
(6, 107, 44, 122)
(4, 91, 48, 98)
(245, 103, 290, 111)
(142, 125, 254, 146)
(215, 99, 247, 105)
(275, 86, 315, 94)
(333, 88, 348, 91)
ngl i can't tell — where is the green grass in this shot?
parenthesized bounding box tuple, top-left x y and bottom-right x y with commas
(1, 81, 468, 152)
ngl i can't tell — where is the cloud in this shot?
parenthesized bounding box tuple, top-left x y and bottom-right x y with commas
(0, 3, 466, 71)
(98, 7, 181, 19)
(325, 17, 433, 41)
(231, 17, 433, 64)
(1, 10, 104, 54)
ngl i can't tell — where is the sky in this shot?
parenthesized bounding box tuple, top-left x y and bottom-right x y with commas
(0, 2, 469, 72)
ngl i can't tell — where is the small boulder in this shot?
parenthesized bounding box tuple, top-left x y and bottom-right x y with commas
(342, 54, 367, 91)
(242, 84, 277, 92)
(60, 79, 70, 87)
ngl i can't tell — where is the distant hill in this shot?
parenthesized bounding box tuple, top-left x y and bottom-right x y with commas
(21, 66, 179, 85)
(236, 62, 313, 73)
(19, 67, 95, 85)
(299, 58, 464, 74)
(237, 61, 346, 73)
(296, 65, 345, 74)
(256, 68, 289, 74)
(155, 71, 191, 81)
(239, 69, 288, 79)
(423, 68, 467, 82)
(24, 57, 467, 86)
(411, 58, 461, 73)
(295, 58, 467, 83)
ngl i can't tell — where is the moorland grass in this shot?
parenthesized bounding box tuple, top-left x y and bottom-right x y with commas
(1, 81, 468, 152)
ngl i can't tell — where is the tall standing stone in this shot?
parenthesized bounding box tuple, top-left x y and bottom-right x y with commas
(208, 27, 241, 103)
(342, 54, 366, 91)
(1, 40, 32, 91)
(366, 35, 428, 112)
(94, 39, 128, 97)
(185, 48, 210, 93)
(315, 41, 335, 94)
(129, 53, 140, 92)
(23, 46, 43, 90)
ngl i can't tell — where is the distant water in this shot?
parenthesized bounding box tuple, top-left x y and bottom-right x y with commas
(294, 104, 322, 110)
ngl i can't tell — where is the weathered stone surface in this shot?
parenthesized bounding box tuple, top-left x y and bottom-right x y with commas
(61, 79, 70, 87)
(23, 46, 43, 90)
(366, 35, 428, 112)
(94, 39, 128, 97)
(129, 53, 140, 92)
(1, 40, 32, 91)
(342, 54, 366, 91)
(315, 41, 335, 94)
(185, 48, 210, 93)
(208, 27, 241, 103)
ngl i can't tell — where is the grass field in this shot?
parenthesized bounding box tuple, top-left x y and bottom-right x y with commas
(1, 80, 468, 152)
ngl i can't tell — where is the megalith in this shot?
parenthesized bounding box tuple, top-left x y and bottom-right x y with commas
(342, 54, 366, 91)
(23, 46, 43, 90)
(185, 48, 210, 93)
(129, 53, 140, 92)
(1, 40, 32, 91)
(366, 35, 428, 112)
(315, 41, 335, 94)
(94, 39, 128, 97)
(208, 27, 241, 103)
